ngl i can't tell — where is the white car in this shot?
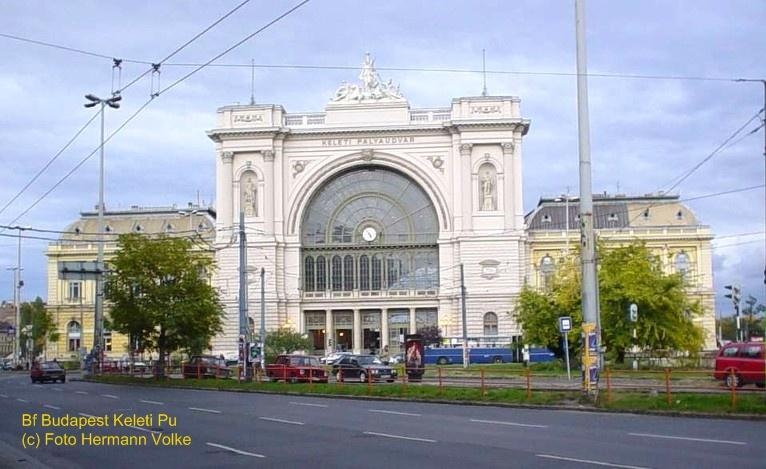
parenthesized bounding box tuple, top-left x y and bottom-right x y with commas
(320, 352, 352, 365)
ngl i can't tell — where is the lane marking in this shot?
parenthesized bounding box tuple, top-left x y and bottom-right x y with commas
(17, 398, 29, 403)
(538, 454, 651, 469)
(206, 442, 265, 458)
(79, 413, 96, 418)
(101, 394, 119, 399)
(470, 418, 548, 428)
(189, 407, 221, 414)
(140, 399, 165, 405)
(32, 384, 43, 388)
(43, 404, 60, 410)
(259, 417, 304, 425)
(0, 393, 8, 398)
(289, 402, 328, 408)
(51, 387, 63, 392)
(75, 391, 88, 395)
(629, 432, 746, 446)
(368, 409, 421, 417)
(126, 425, 161, 434)
(364, 431, 436, 443)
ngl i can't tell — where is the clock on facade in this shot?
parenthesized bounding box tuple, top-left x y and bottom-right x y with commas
(362, 226, 377, 242)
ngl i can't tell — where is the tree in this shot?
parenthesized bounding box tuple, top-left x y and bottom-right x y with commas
(416, 325, 442, 346)
(19, 297, 59, 360)
(514, 242, 705, 363)
(264, 328, 312, 363)
(104, 234, 223, 377)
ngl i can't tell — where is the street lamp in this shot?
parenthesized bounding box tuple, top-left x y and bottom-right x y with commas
(6, 226, 30, 366)
(84, 93, 121, 366)
(178, 209, 199, 232)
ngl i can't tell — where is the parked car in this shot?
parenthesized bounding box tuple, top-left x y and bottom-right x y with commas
(332, 355, 397, 383)
(320, 351, 352, 365)
(385, 353, 404, 365)
(713, 341, 765, 388)
(182, 355, 231, 379)
(31, 361, 66, 383)
(266, 354, 328, 383)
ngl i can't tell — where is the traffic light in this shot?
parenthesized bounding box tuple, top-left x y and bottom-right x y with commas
(723, 284, 741, 310)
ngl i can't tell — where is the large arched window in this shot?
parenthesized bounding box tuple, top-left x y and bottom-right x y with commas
(67, 321, 81, 352)
(483, 312, 498, 336)
(675, 251, 690, 280)
(301, 166, 439, 293)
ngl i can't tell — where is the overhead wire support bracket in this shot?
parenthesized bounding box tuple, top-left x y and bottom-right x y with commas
(111, 58, 123, 95)
(150, 63, 161, 98)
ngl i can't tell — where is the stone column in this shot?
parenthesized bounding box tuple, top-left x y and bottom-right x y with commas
(512, 136, 524, 229)
(381, 309, 389, 351)
(353, 309, 361, 354)
(502, 142, 515, 229)
(263, 150, 275, 237)
(325, 310, 333, 352)
(409, 308, 416, 334)
(460, 144, 473, 232)
(219, 151, 234, 232)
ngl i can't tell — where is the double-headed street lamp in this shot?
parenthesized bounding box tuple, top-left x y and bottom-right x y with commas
(83, 93, 121, 364)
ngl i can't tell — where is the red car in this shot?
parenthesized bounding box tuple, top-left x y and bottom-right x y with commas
(182, 355, 231, 379)
(31, 361, 66, 384)
(266, 355, 327, 383)
(713, 342, 765, 388)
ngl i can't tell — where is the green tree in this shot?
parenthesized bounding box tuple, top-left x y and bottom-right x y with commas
(514, 242, 705, 363)
(19, 297, 59, 360)
(264, 328, 312, 363)
(104, 234, 223, 376)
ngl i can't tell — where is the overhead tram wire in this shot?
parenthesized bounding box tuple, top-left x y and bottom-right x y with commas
(2, 1, 306, 228)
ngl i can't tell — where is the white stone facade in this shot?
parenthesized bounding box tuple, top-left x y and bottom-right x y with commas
(207, 59, 530, 357)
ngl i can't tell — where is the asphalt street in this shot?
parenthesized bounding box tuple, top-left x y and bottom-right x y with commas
(1, 371, 764, 468)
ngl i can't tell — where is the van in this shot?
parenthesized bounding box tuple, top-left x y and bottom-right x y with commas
(713, 341, 765, 388)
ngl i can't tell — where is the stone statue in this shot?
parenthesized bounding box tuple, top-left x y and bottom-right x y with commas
(330, 53, 405, 103)
(480, 171, 496, 211)
(243, 178, 257, 217)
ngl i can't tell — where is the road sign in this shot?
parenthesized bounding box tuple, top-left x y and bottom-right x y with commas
(558, 316, 572, 333)
(629, 303, 638, 322)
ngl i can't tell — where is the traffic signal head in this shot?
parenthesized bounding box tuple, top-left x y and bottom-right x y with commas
(723, 284, 741, 305)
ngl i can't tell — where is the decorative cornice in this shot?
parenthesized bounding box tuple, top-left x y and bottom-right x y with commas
(221, 151, 234, 163)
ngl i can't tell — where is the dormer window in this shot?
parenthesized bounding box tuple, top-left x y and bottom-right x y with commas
(135, 224, 143, 232)
(104, 225, 112, 233)
(74, 227, 81, 235)
(643, 209, 650, 220)
(542, 214, 552, 224)
(676, 209, 683, 220)
(165, 223, 174, 233)
(608, 213, 618, 222)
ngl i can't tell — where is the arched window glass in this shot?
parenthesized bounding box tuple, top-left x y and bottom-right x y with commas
(304, 256, 315, 292)
(371, 254, 382, 290)
(359, 255, 370, 291)
(316, 256, 326, 291)
(675, 251, 690, 279)
(540, 254, 555, 288)
(67, 321, 81, 352)
(483, 312, 498, 336)
(343, 255, 354, 290)
(331, 255, 343, 291)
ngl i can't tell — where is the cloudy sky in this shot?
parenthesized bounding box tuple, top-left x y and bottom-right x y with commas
(1, 0, 764, 317)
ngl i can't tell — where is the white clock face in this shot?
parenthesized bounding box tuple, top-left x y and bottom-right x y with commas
(362, 226, 377, 242)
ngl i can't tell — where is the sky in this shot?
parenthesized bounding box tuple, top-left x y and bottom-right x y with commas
(0, 0, 764, 318)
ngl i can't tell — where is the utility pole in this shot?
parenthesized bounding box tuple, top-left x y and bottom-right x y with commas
(260, 266, 266, 371)
(6, 266, 19, 365)
(238, 211, 251, 380)
(460, 263, 468, 369)
(83, 93, 121, 371)
(575, 0, 600, 398)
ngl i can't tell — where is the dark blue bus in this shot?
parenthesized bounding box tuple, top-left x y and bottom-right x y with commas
(423, 346, 554, 365)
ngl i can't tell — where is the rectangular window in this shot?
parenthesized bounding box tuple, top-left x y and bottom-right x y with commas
(68, 281, 82, 302)
(68, 338, 81, 352)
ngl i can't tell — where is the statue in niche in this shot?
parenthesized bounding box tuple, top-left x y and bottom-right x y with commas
(479, 164, 497, 211)
(242, 176, 258, 217)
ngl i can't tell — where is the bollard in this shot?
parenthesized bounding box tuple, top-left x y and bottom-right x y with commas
(308, 367, 314, 391)
(480, 367, 486, 398)
(367, 367, 372, 394)
(401, 365, 408, 396)
(664, 368, 672, 406)
(605, 367, 612, 404)
(525, 367, 531, 400)
(438, 366, 443, 394)
(197, 362, 201, 380)
(729, 369, 737, 408)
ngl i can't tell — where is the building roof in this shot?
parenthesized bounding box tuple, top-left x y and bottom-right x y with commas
(525, 193, 705, 231)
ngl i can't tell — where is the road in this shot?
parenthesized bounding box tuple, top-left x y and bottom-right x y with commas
(0, 370, 764, 468)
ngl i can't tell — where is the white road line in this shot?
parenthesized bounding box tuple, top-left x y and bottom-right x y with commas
(629, 432, 746, 446)
(259, 417, 304, 425)
(51, 387, 63, 392)
(43, 404, 60, 410)
(75, 391, 88, 395)
(368, 409, 421, 417)
(16, 398, 28, 403)
(79, 413, 96, 418)
(364, 431, 436, 443)
(206, 442, 265, 458)
(289, 402, 328, 408)
(189, 407, 222, 414)
(101, 394, 119, 399)
(139, 399, 165, 405)
(538, 454, 651, 469)
(32, 384, 43, 388)
(0, 393, 8, 398)
(470, 418, 548, 428)
(126, 425, 161, 434)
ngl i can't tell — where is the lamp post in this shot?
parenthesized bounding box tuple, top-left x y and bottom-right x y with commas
(7, 226, 29, 365)
(83, 93, 121, 368)
(178, 208, 199, 232)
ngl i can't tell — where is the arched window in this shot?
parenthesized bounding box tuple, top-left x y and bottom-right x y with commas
(371, 254, 382, 290)
(483, 312, 498, 336)
(540, 254, 555, 288)
(359, 255, 370, 291)
(331, 255, 343, 291)
(343, 255, 354, 290)
(316, 256, 326, 291)
(304, 256, 315, 292)
(675, 251, 690, 279)
(67, 321, 81, 352)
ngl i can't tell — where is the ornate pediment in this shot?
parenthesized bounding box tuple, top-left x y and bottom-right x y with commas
(330, 53, 405, 103)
